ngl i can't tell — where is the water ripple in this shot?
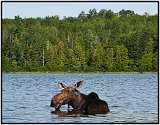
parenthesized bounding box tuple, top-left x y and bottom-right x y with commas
(2, 74, 158, 123)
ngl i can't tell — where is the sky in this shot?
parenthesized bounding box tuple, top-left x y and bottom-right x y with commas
(2, 2, 158, 19)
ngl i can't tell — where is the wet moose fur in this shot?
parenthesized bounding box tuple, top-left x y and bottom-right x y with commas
(50, 81, 110, 114)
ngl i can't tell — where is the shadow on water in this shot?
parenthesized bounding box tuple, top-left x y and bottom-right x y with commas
(51, 108, 109, 118)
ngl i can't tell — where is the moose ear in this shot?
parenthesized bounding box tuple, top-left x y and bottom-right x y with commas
(58, 83, 66, 89)
(75, 81, 83, 89)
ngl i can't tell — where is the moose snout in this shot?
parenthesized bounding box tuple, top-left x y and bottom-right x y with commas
(50, 101, 61, 110)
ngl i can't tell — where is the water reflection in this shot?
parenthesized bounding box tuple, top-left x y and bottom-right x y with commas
(51, 109, 87, 117)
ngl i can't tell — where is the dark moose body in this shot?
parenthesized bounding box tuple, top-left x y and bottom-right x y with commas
(50, 81, 110, 115)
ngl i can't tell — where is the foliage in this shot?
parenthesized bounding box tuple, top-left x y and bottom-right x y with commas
(2, 9, 158, 73)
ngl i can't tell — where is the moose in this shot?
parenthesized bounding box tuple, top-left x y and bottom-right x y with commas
(50, 81, 110, 114)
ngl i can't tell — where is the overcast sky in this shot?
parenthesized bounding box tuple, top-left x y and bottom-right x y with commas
(2, 2, 158, 19)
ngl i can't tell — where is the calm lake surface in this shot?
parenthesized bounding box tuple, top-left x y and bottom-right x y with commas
(2, 73, 158, 123)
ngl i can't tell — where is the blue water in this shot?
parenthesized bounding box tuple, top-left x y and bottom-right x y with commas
(2, 74, 158, 123)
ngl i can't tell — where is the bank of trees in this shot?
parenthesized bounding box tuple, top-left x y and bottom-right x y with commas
(2, 9, 158, 72)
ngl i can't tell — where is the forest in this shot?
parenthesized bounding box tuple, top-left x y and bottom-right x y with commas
(2, 9, 158, 73)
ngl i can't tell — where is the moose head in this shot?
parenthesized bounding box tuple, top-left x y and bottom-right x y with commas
(50, 81, 83, 110)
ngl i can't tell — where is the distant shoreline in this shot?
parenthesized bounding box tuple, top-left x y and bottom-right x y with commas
(2, 71, 158, 74)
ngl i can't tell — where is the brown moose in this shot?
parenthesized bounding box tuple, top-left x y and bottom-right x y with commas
(50, 81, 110, 114)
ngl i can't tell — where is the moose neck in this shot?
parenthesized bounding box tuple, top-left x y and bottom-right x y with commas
(69, 90, 87, 109)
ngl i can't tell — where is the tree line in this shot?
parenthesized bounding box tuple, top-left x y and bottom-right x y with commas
(2, 9, 158, 73)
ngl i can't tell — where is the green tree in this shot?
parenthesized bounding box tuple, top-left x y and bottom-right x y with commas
(152, 52, 158, 71)
(114, 45, 130, 71)
(2, 9, 158, 73)
(103, 47, 114, 71)
(78, 11, 87, 21)
(74, 42, 87, 70)
(92, 44, 104, 69)
(140, 52, 153, 72)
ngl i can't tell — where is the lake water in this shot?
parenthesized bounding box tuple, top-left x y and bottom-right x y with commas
(2, 73, 158, 123)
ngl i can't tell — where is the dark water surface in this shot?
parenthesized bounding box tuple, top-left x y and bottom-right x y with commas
(2, 74, 158, 123)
